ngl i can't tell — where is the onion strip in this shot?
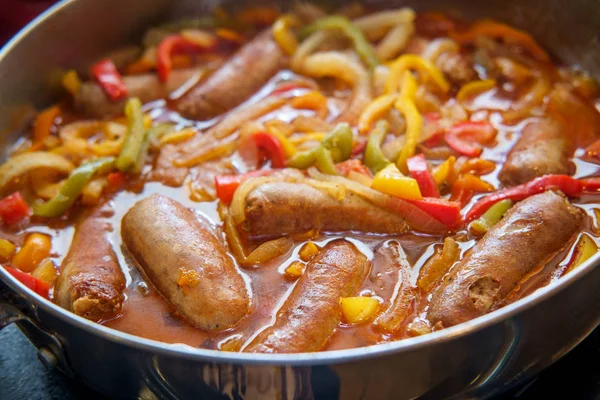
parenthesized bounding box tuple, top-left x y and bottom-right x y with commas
(0, 152, 74, 193)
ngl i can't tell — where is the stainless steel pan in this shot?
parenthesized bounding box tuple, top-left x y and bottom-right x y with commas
(1, 0, 599, 398)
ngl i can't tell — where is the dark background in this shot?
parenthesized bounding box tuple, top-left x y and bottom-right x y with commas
(1, 324, 599, 399)
(0, 2, 599, 399)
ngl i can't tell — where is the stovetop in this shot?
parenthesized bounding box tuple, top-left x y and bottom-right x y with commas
(0, 324, 598, 400)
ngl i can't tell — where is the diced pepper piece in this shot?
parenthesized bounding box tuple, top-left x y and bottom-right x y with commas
(0, 192, 31, 225)
(407, 154, 439, 198)
(4, 267, 50, 298)
(11, 233, 52, 273)
(469, 199, 513, 235)
(90, 59, 128, 101)
(410, 198, 462, 228)
(340, 296, 380, 324)
(372, 164, 423, 201)
(215, 170, 275, 204)
(0, 238, 16, 262)
(284, 260, 305, 280)
(33, 157, 115, 218)
(564, 234, 598, 274)
(32, 258, 58, 284)
(298, 241, 319, 262)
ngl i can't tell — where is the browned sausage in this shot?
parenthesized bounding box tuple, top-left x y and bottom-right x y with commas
(498, 119, 572, 186)
(75, 68, 204, 118)
(427, 191, 583, 328)
(436, 51, 477, 85)
(54, 205, 125, 322)
(175, 29, 285, 120)
(121, 194, 249, 330)
(241, 181, 409, 239)
(245, 239, 370, 353)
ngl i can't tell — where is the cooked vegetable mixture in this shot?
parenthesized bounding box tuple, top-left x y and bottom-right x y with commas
(2, 3, 600, 353)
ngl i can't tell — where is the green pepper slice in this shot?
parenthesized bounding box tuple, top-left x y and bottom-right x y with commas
(116, 97, 145, 172)
(364, 120, 391, 174)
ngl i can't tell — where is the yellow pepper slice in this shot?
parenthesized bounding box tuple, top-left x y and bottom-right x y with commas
(565, 234, 598, 274)
(11, 233, 52, 273)
(0, 238, 16, 262)
(290, 91, 328, 118)
(266, 126, 297, 157)
(159, 128, 196, 145)
(340, 296, 380, 324)
(432, 156, 456, 185)
(385, 54, 450, 94)
(371, 163, 422, 201)
(62, 70, 82, 96)
(358, 94, 397, 134)
(394, 71, 423, 171)
(273, 14, 300, 55)
(457, 79, 496, 103)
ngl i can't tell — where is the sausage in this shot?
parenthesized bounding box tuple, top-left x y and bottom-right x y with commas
(498, 119, 572, 186)
(435, 51, 477, 85)
(75, 67, 204, 118)
(54, 205, 125, 322)
(175, 29, 285, 120)
(121, 194, 249, 330)
(245, 239, 370, 353)
(427, 191, 583, 328)
(241, 181, 409, 239)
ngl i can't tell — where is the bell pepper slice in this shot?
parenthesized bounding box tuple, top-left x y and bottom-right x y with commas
(133, 123, 174, 174)
(157, 34, 215, 82)
(372, 164, 423, 201)
(410, 198, 462, 228)
(0, 192, 30, 225)
(580, 177, 600, 193)
(33, 157, 115, 218)
(451, 173, 495, 206)
(444, 121, 496, 157)
(358, 94, 397, 134)
(273, 14, 300, 55)
(286, 123, 353, 172)
(251, 131, 287, 168)
(407, 154, 439, 198)
(386, 54, 450, 94)
(90, 59, 128, 101)
(466, 174, 584, 222)
(4, 267, 50, 298)
(301, 16, 379, 69)
(215, 170, 275, 204)
(469, 199, 513, 235)
(395, 72, 423, 171)
(432, 156, 456, 185)
(456, 79, 497, 103)
(116, 98, 146, 172)
(33, 105, 61, 146)
(364, 120, 391, 174)
(564, 234, 598, 274)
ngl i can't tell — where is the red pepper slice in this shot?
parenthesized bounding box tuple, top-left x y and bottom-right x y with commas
(90, 59, 128, 101)
(410, 198, 462, 228)
(466, 174, 583, 222)
(4, 267, 50, 298)
(0, 192, 30, 225)
(444, 121, 496, 157)
(351, 138, 367, 156)
(215, 170, 275, 204)
(581, 177, 600, 193)
(336, 159, 371, 177)
(407, 154, 440, 198)
(157, 34, 214, 82)
(106, 171, 127, 191)
(251, 132, 286, 169)
(270, 82, 306, 96)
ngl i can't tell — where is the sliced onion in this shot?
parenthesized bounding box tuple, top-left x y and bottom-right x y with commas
(243, 237, 294, 266)
(422, 38, 460, 62)
(0, 152, 74, 193)
(353, 8, 416, 41)
(300, 51, 372, 125)
(225, 212, 248, 264)
(503, 73, 551, 122)
(230, 176, 275, 225)
(376, 22, 415, 61)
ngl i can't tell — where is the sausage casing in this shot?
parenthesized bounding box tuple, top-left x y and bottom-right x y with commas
(54, 205, 125, 322)
(245, 239, 370, 353)
(427, 191, 583, 327)
(175, 30, 285, 120)
(121, 194, 250, 330)
(498, 120, 572, 186)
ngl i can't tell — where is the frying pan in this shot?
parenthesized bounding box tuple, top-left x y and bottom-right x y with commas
(1, 0, 599, 398)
